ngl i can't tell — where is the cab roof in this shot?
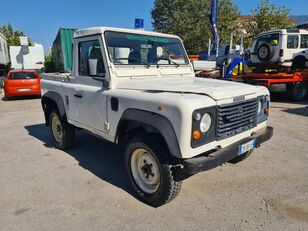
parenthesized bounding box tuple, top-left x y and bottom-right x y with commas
(74, 27, 180, 40)
(257, 29, 308, 36)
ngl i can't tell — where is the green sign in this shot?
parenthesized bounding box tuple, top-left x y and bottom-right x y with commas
(126, 35, 169, 43)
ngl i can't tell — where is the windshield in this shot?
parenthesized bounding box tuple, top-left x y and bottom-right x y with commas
(9, 72, 36, 79)
(104, 31, 189, 66)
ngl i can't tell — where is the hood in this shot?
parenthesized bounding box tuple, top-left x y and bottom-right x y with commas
(116, 77, 258, 100)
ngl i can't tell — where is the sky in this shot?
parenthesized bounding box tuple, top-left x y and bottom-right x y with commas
(0, 0, 307, 53)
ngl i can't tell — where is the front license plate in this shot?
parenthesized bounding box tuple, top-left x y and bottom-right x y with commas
(238, 139, 256, 156)
(17, 88, 31, 92)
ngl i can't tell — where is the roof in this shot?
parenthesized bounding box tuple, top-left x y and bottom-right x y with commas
(74, 27, 180, 39)
(257, 29, 308, 36)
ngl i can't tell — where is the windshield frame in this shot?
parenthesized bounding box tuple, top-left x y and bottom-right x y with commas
(103, 30, 190, 66)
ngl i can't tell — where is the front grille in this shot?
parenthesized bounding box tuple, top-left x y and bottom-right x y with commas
(217, 98, 258, 140)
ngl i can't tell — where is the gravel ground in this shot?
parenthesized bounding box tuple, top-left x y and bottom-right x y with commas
(0, 91, 307, 231)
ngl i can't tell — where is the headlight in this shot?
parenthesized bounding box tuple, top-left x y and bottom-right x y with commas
(200, 113, 212, 133)
(257, 100, 262, 114)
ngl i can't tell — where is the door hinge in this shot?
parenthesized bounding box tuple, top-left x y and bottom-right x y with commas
(104, 122, 110, 131)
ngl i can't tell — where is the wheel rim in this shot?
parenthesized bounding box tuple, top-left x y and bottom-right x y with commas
(259, 47, 268, 59)
(51, 114, 63, 143)
(130, 148, 160, 194)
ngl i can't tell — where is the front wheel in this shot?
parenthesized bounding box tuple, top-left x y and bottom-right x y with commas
(49, 110, 75, 150)
(125, 135, 182, 207)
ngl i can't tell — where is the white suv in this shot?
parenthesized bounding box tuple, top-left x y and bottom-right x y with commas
(250, 29, 308, 71)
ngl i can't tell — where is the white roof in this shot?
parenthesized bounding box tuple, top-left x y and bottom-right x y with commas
(74, 27, 180, 39)
(258, 29, 308, 36)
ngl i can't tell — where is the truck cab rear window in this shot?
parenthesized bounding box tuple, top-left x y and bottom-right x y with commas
(10, 72, 36, 79)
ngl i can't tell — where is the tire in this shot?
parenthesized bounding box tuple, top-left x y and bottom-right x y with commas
(257, 44, 274, 62)
(49, 110, 75, 150)
(125, 134, 182, 207)
(286, 82, 308, 101)
(228, 150, 253, 164)
(291, 56, 306, 71)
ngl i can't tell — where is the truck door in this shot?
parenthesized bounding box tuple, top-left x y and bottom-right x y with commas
(71, 36, 109, 134)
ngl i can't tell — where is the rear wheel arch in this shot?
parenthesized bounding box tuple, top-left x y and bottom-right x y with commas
(116, 109, 182, 158)
(41, 91, 66, 126)
(291, 55, 306, 70)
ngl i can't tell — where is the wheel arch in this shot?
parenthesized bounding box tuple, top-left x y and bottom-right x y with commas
(41, 91, 66, 126)
(116, 109, 182, 158)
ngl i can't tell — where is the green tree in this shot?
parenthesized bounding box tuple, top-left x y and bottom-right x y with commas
(244, 0, 295, 46)
(151, 0, 240, 54)
(44, 53, 55, 73)
(0, 23, 32, 46)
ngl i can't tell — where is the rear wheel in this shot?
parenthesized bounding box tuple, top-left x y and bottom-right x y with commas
(287, 82, 308, 101)
(49, 110, 75, 150)
(125, 134, 182, 207)
(291, 56, 306, 71)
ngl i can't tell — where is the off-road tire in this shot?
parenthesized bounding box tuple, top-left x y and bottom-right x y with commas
(125, 134, 182, 207)
(257, 43, 274, 62)
(291, 56, 306, 71)
(228, 150, 253, 164)
(286, 82, 308, 101)
(49, 110, 75, 150)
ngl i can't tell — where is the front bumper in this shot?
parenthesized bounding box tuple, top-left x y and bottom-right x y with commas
(182, 126, 273, 174)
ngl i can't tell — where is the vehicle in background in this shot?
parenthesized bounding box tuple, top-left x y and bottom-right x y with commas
(9, 37, 45, 70)
(0, 33, 10, 88)
(4, 69, 41, 99)
(41, 26, 273, 207)
(250, 29, 308, 72)
(51, 28, 77, 72)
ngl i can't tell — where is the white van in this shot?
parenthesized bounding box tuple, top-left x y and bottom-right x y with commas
(250, 29, 308, 71)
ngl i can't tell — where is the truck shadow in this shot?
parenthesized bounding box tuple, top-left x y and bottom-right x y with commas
(24, 123, 134, 197)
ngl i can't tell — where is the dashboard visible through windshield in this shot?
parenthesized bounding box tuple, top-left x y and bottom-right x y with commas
(104, 31, 189, 66)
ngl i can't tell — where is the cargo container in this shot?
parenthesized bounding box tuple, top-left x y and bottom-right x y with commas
(51, 28, 77, 72)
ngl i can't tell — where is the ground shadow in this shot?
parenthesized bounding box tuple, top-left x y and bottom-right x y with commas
(24, 123, 134, 197)
(282, 106, 308, 117)
(2, 95, 41, 101)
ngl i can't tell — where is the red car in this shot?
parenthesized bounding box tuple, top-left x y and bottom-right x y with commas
(4, 70, 41, 99)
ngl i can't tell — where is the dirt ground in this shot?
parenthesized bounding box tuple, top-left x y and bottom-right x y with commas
(0, 91, 307, 231)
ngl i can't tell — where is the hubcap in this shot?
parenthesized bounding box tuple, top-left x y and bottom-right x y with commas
(131, 148, 160, 194)
(51, 114, 63, 143)
(259, 47, 268, 58)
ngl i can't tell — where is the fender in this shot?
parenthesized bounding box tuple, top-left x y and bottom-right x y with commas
(117, 109, 182, 158)
(41, 91, 66, 125)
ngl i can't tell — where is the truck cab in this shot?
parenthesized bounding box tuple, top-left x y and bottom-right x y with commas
(41, 27, 273, 207)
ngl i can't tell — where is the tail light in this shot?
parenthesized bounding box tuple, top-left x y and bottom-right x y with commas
(279, 49, 284, 57)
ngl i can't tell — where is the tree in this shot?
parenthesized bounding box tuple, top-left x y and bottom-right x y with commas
(151, 0, 240, 54)
(0, 23, 32, 47)
(244, 0, 295, 46)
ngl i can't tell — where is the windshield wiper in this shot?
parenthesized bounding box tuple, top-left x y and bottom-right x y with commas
(156, 57, 180, 68)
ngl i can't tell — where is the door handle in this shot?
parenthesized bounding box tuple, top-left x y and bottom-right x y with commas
(74, 93, 83, 98)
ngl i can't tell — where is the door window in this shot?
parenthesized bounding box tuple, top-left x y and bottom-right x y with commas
(287, 35, 299, 49)
(300, 35, 308, 48)
(78, 40, 105, 77)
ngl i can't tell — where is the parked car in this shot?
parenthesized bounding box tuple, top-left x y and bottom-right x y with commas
(41, 27, 273, 207)
(250, 29, 308, 71)
(4, 69, 41, 99)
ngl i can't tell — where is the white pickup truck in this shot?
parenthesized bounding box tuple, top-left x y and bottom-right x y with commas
(41, 27, 273, 207)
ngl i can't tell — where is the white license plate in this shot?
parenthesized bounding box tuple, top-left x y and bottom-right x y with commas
(238, 139, 256, 156)
(17, 88, 31, 92)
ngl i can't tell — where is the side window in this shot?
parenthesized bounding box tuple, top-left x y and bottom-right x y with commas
(287, 35, 299, 49)
(300, 35, 308, 48)
(78, 40, 105, 77)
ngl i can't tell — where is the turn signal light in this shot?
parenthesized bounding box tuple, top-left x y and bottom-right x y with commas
(193, 130, 201, 140)
(264, 108, 269, 115)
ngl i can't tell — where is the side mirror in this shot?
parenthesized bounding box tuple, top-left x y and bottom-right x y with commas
(88, 59, 98, 76)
